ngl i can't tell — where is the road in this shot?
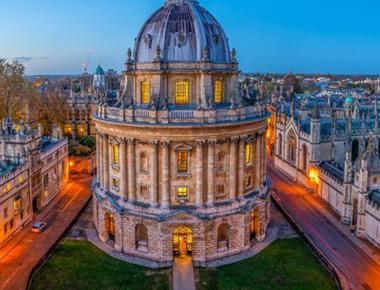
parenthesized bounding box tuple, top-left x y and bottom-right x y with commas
(269, 164, 380, 290)
(0, 177, 92, 290)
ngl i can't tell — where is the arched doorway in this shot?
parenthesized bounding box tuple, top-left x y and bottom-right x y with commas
(288, 132, 297, 164)
(105, 213, 115, 242)
(173, 226, 193, 257)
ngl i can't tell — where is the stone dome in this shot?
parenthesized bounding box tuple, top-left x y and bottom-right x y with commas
(134, 0, 231, 63)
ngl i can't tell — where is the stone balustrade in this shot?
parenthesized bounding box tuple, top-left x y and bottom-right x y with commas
(95, 104, 268, 125)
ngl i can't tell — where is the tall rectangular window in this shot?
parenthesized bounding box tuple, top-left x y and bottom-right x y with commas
(177, 151, 189, 173)
(214, 80, 223, 103)
(175, 81, 190, 105)
(245, 143, 253, 164)
(112, 144, 120, 165)
(141, 81, 151, 104)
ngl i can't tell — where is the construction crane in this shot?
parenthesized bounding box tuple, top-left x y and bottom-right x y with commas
(82, 49, 93, 74)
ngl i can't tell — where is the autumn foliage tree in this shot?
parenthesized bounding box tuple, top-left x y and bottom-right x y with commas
(0, 59, 69, 134)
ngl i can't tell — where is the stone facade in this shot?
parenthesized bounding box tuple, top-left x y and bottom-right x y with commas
(93, 0, 270, 266)
(273, 96, 380, 248)
(0, 118, 69, 248)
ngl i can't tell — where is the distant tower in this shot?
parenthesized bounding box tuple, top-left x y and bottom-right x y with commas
(93, 64, 106, 90)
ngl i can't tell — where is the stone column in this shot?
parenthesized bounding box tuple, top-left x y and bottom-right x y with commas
(127, 139, 136, 202)
(229, 138, 238, 200)
(103, 135, 110, 192)
(255, 135, 262, 189)
(207, 140, 216, 206)
(238, 137, 246, 198)
(161, 141, 170, 209)
(96, 133, 101, 184)
(196, 140, 205, 207)
(119, 140, 127, 198)
(150, 141, 159, 207)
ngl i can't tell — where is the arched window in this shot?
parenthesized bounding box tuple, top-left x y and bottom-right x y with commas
(175, 80, 190, 105)
(302, 144, 308, 171)
(288, 133, 297, 164)
(105, 213, 115, 241)
(217, 224, 230, 251)
(352, 140, 359, 163)
(140, 152, 149, 173)
(278, 134, 283, 156)
(111, 144, 120, 165)
(141, 81, 151, 104)
(214, 80, 223, 103)
(81, 110, 86, 120)
(136, 224, 148, 252)
(177, 151, 189, 173)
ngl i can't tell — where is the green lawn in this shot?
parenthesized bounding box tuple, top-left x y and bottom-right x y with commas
(196, 238, 337, 290)
(30, 240, 170, 290)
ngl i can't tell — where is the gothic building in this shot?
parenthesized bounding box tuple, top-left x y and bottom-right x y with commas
(0, 118, 69, 248)
(93, 0, 270, 266)
(65, 66, 120, 138)
(273, 96, 380, 248)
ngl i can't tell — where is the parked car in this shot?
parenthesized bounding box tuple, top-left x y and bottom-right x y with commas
(31, 222, 47, 233)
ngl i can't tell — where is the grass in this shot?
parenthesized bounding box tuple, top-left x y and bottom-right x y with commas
(196, 238, 337, 290)
(30, 240, 170, 290)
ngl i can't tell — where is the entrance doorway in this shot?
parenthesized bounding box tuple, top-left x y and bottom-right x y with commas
(173, 226, 193, 257)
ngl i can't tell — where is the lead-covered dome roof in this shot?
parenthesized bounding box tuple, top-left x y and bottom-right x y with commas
(134, 0, 231, 63)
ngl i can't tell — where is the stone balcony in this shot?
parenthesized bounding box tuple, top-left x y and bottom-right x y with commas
(94, 103, 269, 126)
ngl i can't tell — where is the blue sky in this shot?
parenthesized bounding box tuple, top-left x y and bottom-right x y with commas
(1, 0, 379, 75)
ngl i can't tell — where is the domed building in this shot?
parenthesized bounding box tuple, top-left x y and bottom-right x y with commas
(93, 0, 270, 266)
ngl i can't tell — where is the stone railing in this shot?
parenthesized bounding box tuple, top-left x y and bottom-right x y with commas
(95, 104, 268, 125)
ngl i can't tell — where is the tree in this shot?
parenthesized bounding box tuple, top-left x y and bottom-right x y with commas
(0, 59, 69, 135)
(0, 59, 34, 121)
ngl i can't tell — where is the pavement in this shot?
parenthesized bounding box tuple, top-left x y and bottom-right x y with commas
(0, 177, 92, 290)
(173, 257, 196, 290)
(269, 163, 380, 290)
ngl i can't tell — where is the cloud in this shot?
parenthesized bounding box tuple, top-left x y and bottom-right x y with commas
(11, 56, 51, 63)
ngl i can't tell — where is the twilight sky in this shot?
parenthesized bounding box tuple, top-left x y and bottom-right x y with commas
(1, 0, 379, 75)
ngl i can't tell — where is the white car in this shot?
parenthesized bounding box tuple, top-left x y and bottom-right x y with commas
(31, 221, 47, 233)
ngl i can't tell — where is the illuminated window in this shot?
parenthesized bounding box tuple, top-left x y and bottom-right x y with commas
(245, 143, 253, 164)
(175, 80, 190, 105)
(177, 151, 189, 173)
(112, 144, 120, 165)
(13, 196, 22, 211)
(214, 80, 223, 103)
(141, 81, 151, 104)
(177, 187, 189, 198)
(112, 178, 120, 191)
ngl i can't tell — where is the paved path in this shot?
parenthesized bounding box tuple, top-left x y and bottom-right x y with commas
(173, 257, 196, 290)
(269, 163, 380, 290)
(0, 177, 92, 290)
